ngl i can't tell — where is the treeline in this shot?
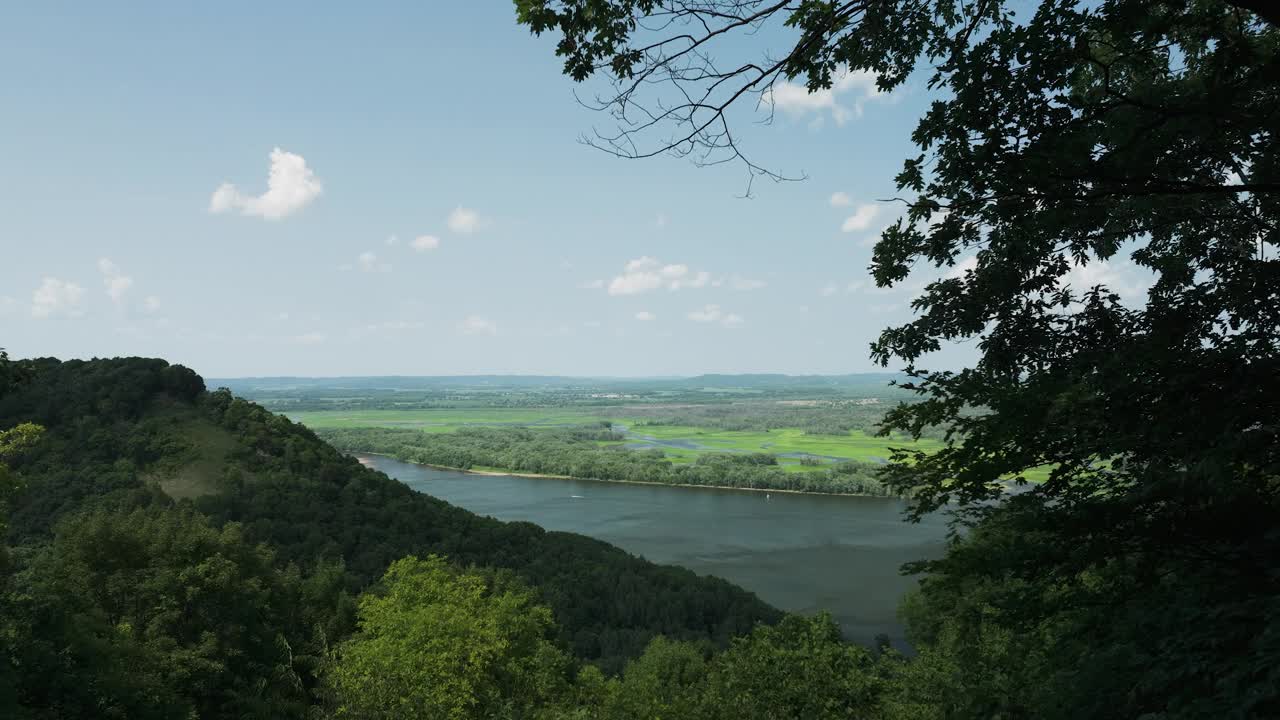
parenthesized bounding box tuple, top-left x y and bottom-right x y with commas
(0, 500, 914, 719)
(624, 399, 954, 440)
(317, 554, 918, 719)
(227, 378, 920, 418)
(318, 425, 901, 496)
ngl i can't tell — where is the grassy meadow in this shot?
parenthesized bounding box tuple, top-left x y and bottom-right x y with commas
(287, 408, 974, 473)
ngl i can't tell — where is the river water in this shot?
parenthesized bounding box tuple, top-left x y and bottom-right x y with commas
(360, 454, 951, 647)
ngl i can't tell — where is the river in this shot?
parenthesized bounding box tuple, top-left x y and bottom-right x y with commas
(359, 454, 951, 648)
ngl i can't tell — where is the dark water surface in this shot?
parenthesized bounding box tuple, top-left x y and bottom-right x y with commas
(360, 454, 950, 646)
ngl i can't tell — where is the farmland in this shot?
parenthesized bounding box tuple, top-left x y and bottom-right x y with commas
(287, 407, 941, 471)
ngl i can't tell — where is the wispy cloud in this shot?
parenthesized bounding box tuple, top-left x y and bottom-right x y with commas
(357, 251, 391, 273)
(1060, 257, 1153, 305)
(98, 258, 133, 303)
(358, 320, 425, 335)
(687, 304, 744, 328)
(31, 277, 85, 319)
(411, 235, 440, 252)
(841, 204, 879, 232)
(635, 310, 656, 321)
(290, 332, 327, 345)
(945, 255, 978, 280)
(607, 257, 711, 296)
(830, 191, 852, 207)
(447, 207, 483, 234)
(459, 315, 498, 335)
(767, 68, 888, 126)
(209, 148, 322, 220)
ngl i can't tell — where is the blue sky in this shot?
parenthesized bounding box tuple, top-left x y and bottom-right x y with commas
(1, 1, 982, 377)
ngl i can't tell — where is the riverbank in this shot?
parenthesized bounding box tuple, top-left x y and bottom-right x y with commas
(360, 453, 950, 651)
(355, 453, 897, 499)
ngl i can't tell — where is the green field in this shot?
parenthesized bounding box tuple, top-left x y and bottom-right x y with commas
(625, 424, 937, 460)
(290, 409, 949, 471)
(292, 407, 1053, 483)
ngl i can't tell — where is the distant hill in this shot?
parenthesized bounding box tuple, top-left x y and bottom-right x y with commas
(2, 357, 780, 672)
(672, 373, 904, 389)
(209, 372, 907, 395)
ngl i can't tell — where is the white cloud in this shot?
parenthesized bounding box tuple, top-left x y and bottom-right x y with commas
(209, 148, 322, 220)
(729, 275, 767, 291)
(579, 279, 605, 290)
(635, 311, 656, 321)
(945, 255, 978, 280)
(362, 320, 425, 333)
(768, 68, 886, 125)
(930, 252, 1150, 306)
(356, 251, 391, 273)
(143, 296, 161, 313)
(290, 332, 327, 345)
(583, 320, 602, 328)
(447, 206, 482, 234)
(411, 235, 440, 252)
(820, 284, 839, 297)
(830, 191, 852, 207)
(841, 204, 879, 232)
(459, 315, 497, 336)
(607, 257, 712, 296)
(386, 235, 400, 246)
(655, 213, 667, 229)
(687, 304, 745, 328)
(97, 258, 133, 303)
(0, 296, 16, 315)
(1061, 258, 1153, 304)
(31, 278, 85, 318)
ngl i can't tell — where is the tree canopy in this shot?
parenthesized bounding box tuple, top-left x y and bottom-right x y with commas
(326, 555, 572, 719)
(517, 1, 1279, 715)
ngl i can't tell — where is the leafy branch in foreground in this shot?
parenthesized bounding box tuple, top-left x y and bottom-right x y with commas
(519, 1, 1280, 715)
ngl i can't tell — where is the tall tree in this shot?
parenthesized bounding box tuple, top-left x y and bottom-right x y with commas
(516, 1, 1279, 715)
(5, 507, 314, 719)
(325, 555, 572, 719)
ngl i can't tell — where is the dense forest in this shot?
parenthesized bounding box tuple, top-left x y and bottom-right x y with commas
(0, 356, 800, 718)
(319, 424, 900, 495)
(0, 355, 1043, 719)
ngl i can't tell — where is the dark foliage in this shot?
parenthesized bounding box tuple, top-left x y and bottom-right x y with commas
(0, 357, 780, 710)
